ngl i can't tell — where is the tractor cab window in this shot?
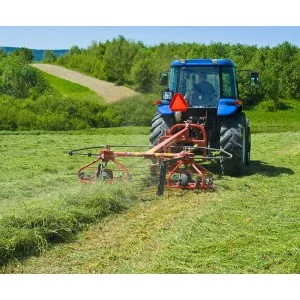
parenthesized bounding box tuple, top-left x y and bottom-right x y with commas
(220, 66, 238, 99)
(169, 67, 178, 92)
(170, 66, 220, 107)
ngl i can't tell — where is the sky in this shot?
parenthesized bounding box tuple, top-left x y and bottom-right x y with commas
(0, 0, 299, 50)
(0, 26, 299, 50)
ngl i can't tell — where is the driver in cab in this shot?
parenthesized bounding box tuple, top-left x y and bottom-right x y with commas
(184, 71, 216, 107)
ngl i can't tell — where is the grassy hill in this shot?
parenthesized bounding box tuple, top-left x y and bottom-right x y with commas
(40, 71, 104, 100)
(0, 67, 157, 131)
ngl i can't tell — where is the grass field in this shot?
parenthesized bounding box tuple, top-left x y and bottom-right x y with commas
(0, 128, 153, 266)
(0, 98, 300, 273)
(0, 92, 299, 273)
(245, 100, 300, 133)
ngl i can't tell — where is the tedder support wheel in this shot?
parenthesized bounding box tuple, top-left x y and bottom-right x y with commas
(220, 112, 250, 176)
(150, 113, 175, 147)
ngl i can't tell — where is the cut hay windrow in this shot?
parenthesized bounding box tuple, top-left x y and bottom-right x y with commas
(0, 183, 142, 267)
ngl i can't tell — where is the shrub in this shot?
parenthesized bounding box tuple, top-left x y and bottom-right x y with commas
(111, 94, 158, 126)
(10, 47, 34, 63)
(0, 96, 19, 130)
(0, 93, 123, 131)
(0, 56, 49, 99)
(257, 99, 291, 112)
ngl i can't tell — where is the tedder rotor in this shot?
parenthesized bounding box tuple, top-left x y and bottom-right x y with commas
(68, 93, 232, 195)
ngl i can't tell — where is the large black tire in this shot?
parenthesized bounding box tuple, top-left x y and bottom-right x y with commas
(149, 113, 175, 147)
(220, 112, 250, 176)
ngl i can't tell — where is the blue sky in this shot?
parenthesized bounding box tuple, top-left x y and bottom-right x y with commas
(0, 26, 299, 50)
(0, 0, 299, 50)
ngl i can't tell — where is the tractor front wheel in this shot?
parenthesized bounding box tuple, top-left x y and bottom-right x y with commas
(220, 112, 250, 176)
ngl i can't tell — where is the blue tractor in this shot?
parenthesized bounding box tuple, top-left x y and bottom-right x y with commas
(150, 59, 259, 175)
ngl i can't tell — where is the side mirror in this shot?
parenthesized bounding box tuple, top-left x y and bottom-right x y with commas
(250, 72, 259, 87)
(159, 72, 168, 86)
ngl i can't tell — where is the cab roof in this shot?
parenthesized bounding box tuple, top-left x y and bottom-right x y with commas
(171, 59, 235, 67)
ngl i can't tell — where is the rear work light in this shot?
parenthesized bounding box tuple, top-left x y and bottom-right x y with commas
(233, 100, 243, 105)
(223, 100, 243, 106)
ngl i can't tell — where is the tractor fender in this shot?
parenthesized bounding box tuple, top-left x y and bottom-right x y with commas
(217, 98, 242, 116)
(157, 104, 173, 115)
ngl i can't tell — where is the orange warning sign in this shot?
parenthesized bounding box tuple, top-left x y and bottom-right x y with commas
(169, 93, 188, 112)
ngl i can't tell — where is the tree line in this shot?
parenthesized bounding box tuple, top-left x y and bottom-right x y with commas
(0, 40, 299, 131)
(54, 36, 300, 103)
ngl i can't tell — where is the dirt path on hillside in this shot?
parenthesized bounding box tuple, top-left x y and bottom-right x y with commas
(32, 64, 138, 103)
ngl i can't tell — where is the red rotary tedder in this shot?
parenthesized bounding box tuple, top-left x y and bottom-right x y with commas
(68, 121, 230, 195)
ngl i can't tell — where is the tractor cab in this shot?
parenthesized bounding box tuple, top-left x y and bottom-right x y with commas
(160, 59, 239, 110)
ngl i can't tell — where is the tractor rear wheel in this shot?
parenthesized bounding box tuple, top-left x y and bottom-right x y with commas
(150, 113, 175, 146)
(246, 119, 251, 165)
(220, 112, 249, 176)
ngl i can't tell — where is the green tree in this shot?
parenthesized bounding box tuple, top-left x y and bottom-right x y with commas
(0, 56, 48, 98)
(68, 45, 81, 55)
(0, 48, 7, 58)
(43, 50, 57, 63)
(132, 57, 157, 93)
(11, 47, 34, 63)
(102, 35, 139, 84)
(54, 37, 299, 103)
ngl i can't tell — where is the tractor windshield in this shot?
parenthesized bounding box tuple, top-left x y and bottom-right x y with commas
(169, 66, 219, 107)
(169, 65, 238, 107)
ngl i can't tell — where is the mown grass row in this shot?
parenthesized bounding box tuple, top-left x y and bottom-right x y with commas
(0, 183, 143, 267)
(0, 132, 150, 267)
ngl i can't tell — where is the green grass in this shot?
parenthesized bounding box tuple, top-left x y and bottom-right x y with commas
(110, 93, 158, 126)
(245, 99, 300, 133)
(0, 131, 152, 266)
(0, 132, 150, 206)
(1, 129, 300, 273)
(144, 132, 300, 274)
(0, 98, 300, 273)
(41, 71, 105, 103)
(0, 126, 150, 136)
